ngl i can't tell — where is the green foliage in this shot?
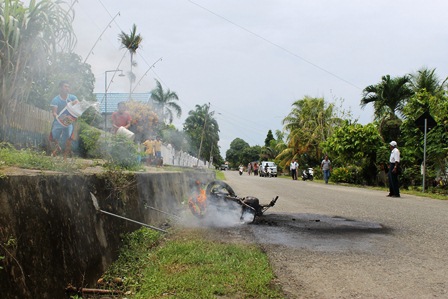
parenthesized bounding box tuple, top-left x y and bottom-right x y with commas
(0, 142, 79, 172)
(28, 53, 96, 110)
(100, 228, 283, 298)
(0, 0, 76, 111)
(323, 121, 383, 185)
(183, 104, 220, 163)
(105, 135, 141, 170)
(150, 79, 182, 125)
(225, 138, 250, 167)
(281, 96, 342, 169)
(265, 129, 274, 147)
(119, 24, 142, 94)
(78, 106, 103, 128)
(78, 121, 103, 158)
(331, 166, 363, 184)
(400, 88, 448, 188)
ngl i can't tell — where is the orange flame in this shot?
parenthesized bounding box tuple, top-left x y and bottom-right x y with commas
(188, 184, 207, 217)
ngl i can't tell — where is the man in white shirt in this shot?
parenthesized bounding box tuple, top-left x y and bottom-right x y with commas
(387, 141, 401, 198)
(290, 159, 299, 180)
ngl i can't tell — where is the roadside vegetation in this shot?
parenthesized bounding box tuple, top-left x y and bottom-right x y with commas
(96, 227, 284, 299)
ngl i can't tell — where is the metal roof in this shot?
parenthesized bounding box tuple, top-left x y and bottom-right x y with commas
(95, 93, 152, 114)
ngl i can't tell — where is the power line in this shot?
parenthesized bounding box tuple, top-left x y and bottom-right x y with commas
(186, 0, 361, 90)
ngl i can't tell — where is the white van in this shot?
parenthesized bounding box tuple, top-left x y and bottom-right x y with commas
(259, 161, 277, 177)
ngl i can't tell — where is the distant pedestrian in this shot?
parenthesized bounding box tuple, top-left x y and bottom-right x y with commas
(321, 155, 332, 184)
(290, 159, 298, 180)
(387, 141, 401, 198)
(253, 162, 259, 176)
(247, 162, 252, 175)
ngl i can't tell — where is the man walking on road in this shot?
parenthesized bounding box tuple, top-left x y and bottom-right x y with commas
(321, 155, 332, 184)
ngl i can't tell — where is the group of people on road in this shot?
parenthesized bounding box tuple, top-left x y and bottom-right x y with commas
(242, 162, 259, 176)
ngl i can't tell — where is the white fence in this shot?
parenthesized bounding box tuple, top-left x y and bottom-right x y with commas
(161, 143, 210, 168)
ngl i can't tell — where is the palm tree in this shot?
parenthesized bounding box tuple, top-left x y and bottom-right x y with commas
(361, 75, 414, 142)
(281, 96, 340, 167)
(361, 75, 414, 120)
(410, 67, 447, 95)
(183, 104, 219, 163)
(150, 79, 182, 124)
(118, 24, 142, 98)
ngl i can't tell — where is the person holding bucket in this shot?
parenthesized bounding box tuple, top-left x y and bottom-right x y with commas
(50, 81, 78, 157)
(111, 102, 132, 134)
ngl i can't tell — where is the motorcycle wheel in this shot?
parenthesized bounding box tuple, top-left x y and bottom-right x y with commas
(206, 180, 237, 203)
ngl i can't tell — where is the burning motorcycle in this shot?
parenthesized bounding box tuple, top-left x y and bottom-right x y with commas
(188, 180, 278, 223)
(302, 168, 314, 181)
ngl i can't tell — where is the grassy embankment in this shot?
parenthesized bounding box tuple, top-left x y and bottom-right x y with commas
(98, 228, 284, 299)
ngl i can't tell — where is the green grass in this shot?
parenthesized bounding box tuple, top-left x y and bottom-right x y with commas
(100, 228, 284, 299)
(0, 142, 82, 172)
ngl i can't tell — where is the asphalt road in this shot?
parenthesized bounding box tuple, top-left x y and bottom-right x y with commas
(222, 170, 448, 299)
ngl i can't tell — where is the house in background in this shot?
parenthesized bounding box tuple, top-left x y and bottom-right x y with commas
(94, 92, 152, 131)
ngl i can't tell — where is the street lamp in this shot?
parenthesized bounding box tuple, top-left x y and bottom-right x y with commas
(104, 69, 125, 132)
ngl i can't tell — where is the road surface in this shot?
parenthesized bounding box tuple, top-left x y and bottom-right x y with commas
(221, 170, 448, 299)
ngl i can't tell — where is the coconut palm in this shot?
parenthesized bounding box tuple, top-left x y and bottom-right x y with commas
(0, 0, 75, 114)
(150, 79, 182, 124)
(361, 75, 414, 120)
(361, 75, 414, 142)
(118, 24, 142, 98)
(281, 96, 340, 166)
(183, 104, 219, 163)
(410, 67, 447, 95)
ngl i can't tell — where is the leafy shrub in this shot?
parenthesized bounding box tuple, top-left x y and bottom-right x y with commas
(105, 134, 141, 170)
(331, 165, 363, 184)
(78, 121, 103, 158)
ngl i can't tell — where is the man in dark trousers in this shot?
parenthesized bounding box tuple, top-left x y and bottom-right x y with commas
(387, 141, 401, 197)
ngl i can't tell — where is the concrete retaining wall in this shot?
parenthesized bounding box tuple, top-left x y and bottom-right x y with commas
(0, 170, 214, 298)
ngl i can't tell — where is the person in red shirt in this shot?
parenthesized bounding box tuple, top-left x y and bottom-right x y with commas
(111, 102, 132, 133)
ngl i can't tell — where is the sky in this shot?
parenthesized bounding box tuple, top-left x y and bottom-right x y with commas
(71, 0, 448, 156)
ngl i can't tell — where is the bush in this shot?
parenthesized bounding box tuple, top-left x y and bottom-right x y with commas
(331, 165, 363, 184)
(105, 134, 141, 170)
(78, 121, 103, 158)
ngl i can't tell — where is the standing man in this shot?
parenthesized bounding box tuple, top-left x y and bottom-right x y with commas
(387, 141, 401, 198)
(111, 102, 132, 133)
(321, 155, 332, 184)
(50, 80, 78, 158)
(290, 159, 298, 180)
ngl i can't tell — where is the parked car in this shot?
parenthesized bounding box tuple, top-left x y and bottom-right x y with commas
(259, 161, 277, 177)
(220, 164, 229, 171)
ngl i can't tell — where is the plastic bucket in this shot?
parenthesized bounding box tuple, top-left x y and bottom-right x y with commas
(117, 126, 135, 140)
(56, 103, 82, 127)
